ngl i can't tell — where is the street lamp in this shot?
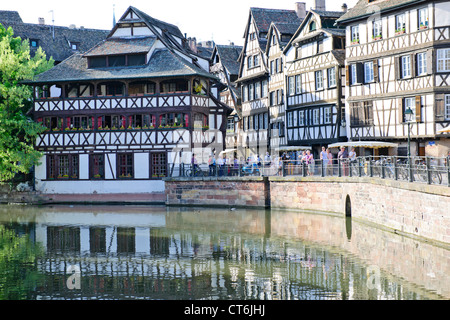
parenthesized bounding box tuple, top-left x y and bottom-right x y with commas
(404, 106, 414, 182)
(404, 107, 414, 158)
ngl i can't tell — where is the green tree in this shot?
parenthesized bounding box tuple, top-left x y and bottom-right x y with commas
(0, 24, 54, 182)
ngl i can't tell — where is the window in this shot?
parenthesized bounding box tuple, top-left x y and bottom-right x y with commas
(255, 82, 261, 99)
(315, 70, 323, 90)
(287, 112, 293, 127)
(269, 91, 275, 106)
(128, 54, 146, 66)
(350, 101, 374, 126)
(70, 42, 79, 50)
(248, 56, 253, 69)
(328, 68, 336, 87)
(254, 55, 260, 67)
(262, 80, 268, 97)
(313, 109, 320, 125)
(351, 25, 359, 44)
(151, 152, 167, 179)
(30, 39, 39, 48)
(404, 97, 416, 122)
(249, 83, 254, 101)
(270, 60, 275, 75)
(90, 154, 105, 179)
(324, 107, 332, 124)
(295, 75, 301, 94)
(317, 40, 323, 54)
(299, 110, 305, 126)
(364, 61, 374, 83)
(161, 79, 189, 93)
(288, 76, 295, 96)
(254, 114, 259, 130)
(418, 7, 429, 29)
(309, 21, 316, 32)
(437, 49, 450, 72)
(242, 86, 248, 102)
(117, 153, 133, 179)
(372, 20, 382, 40)
(395, 14, 405, 34)
(401, 55, 411, 78)
(417, 52, 427, 76)
(160, 113, 189, 128)
(47, 154, 79, 180)
(351, 64, 358, 85)
(445, 95, 450, 120)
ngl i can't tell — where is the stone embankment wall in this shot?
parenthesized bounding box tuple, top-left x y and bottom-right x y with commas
(165, 176, 450, 246)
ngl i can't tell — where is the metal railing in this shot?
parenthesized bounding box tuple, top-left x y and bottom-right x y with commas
(170, 156, 450, 187)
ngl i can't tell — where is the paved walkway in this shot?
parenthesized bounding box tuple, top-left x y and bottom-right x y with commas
(38, 192, 166, 205)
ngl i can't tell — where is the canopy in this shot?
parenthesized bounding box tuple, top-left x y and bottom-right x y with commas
(327, 141, 398, 149)
(219, 149, 237, 154)
(437, 125, 450, 133)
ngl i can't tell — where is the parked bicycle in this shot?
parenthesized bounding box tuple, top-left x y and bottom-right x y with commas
(185, 166, 207, 177)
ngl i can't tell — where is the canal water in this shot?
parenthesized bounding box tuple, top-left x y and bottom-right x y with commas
(0, 204, 448, 300)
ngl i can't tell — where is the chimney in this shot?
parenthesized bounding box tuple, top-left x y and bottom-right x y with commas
(188, 37, 197, 53)
(315, 0, 326, 11)
(341, 3, 348, 13)
(295, 2, 306, 19)
(38, 17, 45, 25)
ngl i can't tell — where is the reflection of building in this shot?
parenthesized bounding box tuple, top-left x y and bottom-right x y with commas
(0, 10, 108, 64)
(336, 0, 450, 157)
(27, 6, 230, 195)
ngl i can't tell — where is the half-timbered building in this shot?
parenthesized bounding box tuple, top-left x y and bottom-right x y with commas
(265, 9, 304, 151)
(210, 44, 243, 153)
(28, 6, 229, 195)
(284, 5, 347, 156)
(237, 6, 303, 158)
(337, 0, 450, 157)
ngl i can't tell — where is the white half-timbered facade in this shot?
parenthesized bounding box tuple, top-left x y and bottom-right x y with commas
(337, 0, 450, 157)
(284, 8, 347, 156)
(210, 44, 243, 154)
(266, 16, 303, 151)
(237, 7, 303, 157)
(29, 6, 229, 194)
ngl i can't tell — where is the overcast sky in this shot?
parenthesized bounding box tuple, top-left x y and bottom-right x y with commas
(2, 0, 358, 45)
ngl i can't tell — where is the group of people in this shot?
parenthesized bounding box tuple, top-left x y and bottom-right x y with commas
(190, 146, 358, 177)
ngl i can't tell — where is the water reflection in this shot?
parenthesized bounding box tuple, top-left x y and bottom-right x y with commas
(0, 204, 448, 300)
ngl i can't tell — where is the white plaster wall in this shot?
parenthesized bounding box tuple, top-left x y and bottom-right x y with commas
(35, 180, 165, 194)
(79, 154, 89, 180)
(134, 153, 149, 179)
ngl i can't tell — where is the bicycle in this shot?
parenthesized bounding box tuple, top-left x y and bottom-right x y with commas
(185, 166, 207, 177)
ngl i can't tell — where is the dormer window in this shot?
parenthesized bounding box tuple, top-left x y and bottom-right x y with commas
(30, 39, 39, 48)
(70, 42, 80, 50)
(88, 54, 147, 69)
(309, 21, 317, 32)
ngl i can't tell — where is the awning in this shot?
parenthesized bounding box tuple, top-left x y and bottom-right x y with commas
(327, 141, 398, 149)
(437, 125, 450, 134)
(219, 149, 237, 154)
(277, 146, 312, 152)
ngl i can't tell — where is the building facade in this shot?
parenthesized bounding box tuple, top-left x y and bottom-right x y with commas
(337, 0, 450, 157)
(29, 6, 229, 195)
(284, 6, 347, 157)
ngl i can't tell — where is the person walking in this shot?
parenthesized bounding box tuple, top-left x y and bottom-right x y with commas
(338, 147, 349, 176)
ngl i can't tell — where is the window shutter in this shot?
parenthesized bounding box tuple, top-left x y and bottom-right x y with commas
(410, 54, 416, 78)
(373, 59, 379, 82)
(398, 98, 404, 123)
(435, 93, 445, 121)
(415, 95, 422, 122)
(356, 63, 364, 83)
(426, 49, 434, 75)
(394, 56, 400, 80)
(345, 65, 350, 86)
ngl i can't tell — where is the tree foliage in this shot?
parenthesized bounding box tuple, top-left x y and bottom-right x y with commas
(0, 23, 54, 182)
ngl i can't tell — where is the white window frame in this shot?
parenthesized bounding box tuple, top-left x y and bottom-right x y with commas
(242, 86, 248, 102)
(437, 49, 450, 72)
(255, 82, 261, 99)
(445, 95, 450, 120)
(262, 80, 268, 97)
(324, 107, 331, 124)
(395, 14, 406, 33)
(313, 109, 320, 125)
(249, 83, 254, 101)
(401, 55, 411, 78)
(351, 64, 357, 85)
(328, 68, 336, 87)
(417, 52, 427, 76)
(404, 97, 416, 122)
(248, 56, 253, 69)
(295, 75, 301, 94)
(315, 70, 323, 90)
(288, 76, 295, 96)
(418, 7, 429, 29)
(373, 19, 382, 39)
(364, 61, 374, 83)
(299, 110, 305, 126)
(287, 112, 293, 127)
(351, 25, 359, 43)
(293, 110, 298, 127)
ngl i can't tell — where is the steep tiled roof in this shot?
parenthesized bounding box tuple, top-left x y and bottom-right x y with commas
(251, 8, 301, 34)
(84, 37, 156, 57)
(215, 45, 242, 76)
(31, 47, 217, 84)
(0, 11, 108, 63)
(336, 0, 426, 24)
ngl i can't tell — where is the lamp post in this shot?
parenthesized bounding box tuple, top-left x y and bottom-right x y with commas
(404, 106, 414, 182)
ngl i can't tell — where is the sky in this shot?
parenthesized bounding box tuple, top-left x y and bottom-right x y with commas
(1, 0, 358, 46)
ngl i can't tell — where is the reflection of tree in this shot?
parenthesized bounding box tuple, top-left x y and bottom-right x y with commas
(0, 226, 43, 300)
